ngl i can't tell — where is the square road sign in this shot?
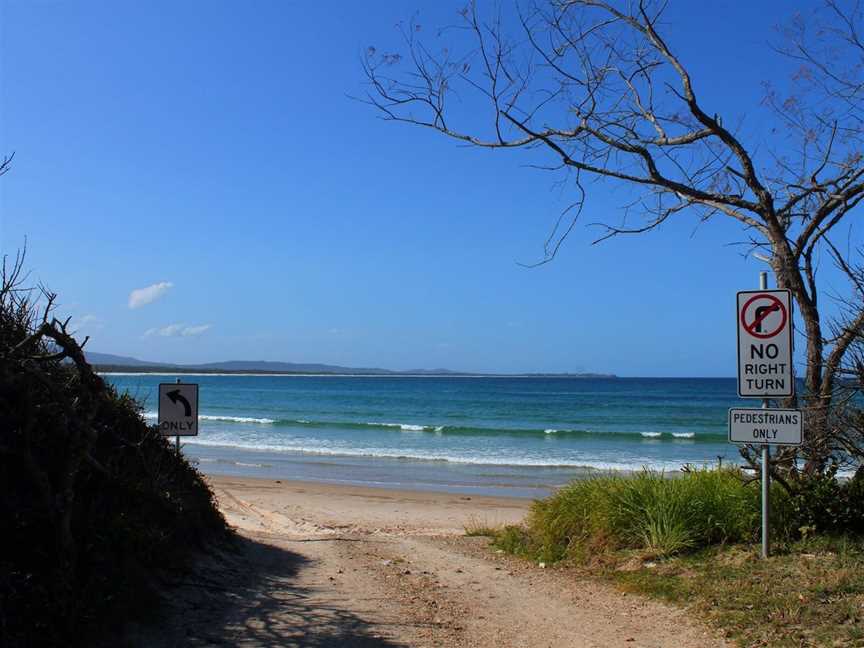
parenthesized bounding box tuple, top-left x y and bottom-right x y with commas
(737, 289, 794, 398)
(158, 383, 199, 436)
(728, 407, 802, 446)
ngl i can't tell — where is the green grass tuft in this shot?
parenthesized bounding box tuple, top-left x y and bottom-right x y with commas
(493, 525, 535, 556)
(498, 468, 779, 561)
(464, 515, 501, 537)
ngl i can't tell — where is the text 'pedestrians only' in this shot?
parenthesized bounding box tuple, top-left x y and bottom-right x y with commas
(728, 408, 802, 446)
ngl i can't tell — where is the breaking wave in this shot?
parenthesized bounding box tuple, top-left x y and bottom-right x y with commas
(180, 437, 700, 471)
(143, 411, 276, 424)
(143, 412, 721, 442)
(142, 409, 719, 441)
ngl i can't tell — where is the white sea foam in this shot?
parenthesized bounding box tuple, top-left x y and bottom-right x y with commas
(640, 432, 662, 438)
(672, 432, 695, 439)
(180, 437, 703, 472)
(368, 422, 428, 431)
(199, 414, 275, 424)
(141, 411, 274, 424)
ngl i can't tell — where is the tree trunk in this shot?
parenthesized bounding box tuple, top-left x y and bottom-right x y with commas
(770, 235, 828, 475)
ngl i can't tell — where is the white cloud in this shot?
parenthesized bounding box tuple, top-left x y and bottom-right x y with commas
(181, 324, 211, 337)
(144, 323, 211, 338)
(146, 323, 184, 337)
(70, 314, 103, 331)
(128, 281, 173, 309)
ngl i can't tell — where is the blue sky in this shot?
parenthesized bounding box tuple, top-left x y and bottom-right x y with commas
(0, 0, 845, 376)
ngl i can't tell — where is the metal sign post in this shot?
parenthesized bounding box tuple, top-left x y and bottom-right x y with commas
(760, 272, 770, 559)
(174, 378, 181, 454)
(732, 271, 802, 559)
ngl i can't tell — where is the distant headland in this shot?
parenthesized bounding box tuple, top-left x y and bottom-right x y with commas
(87, 352, 616, 378)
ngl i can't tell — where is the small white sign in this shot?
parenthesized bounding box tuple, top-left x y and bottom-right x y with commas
(737, 289, 794, 398)
(158, 383, 199, 436)
(728, 408, 802, 446)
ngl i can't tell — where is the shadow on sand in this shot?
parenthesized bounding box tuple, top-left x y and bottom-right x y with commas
(141, 535, 410, 647)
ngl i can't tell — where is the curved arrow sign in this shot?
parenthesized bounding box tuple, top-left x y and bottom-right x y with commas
(158, 383, 199, 436)
(166, 389, 192, 417)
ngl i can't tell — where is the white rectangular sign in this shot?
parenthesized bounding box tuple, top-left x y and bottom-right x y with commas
(728, 408, 802, 446)
(737, 289, 794, 398)
(158, 383, 199, 436)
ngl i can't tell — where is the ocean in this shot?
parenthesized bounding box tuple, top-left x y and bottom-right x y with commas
(105, 374, 753, 497)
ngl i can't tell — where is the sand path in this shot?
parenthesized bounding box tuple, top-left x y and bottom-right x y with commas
(142, 476, 728, 648)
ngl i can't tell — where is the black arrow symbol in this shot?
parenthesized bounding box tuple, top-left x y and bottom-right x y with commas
(167, 389, 192, 417)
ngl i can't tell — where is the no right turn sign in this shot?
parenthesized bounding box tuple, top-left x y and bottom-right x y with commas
(737, 290, 794, 398)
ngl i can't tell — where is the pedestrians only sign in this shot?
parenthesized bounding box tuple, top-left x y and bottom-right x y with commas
(737, 290, 794, 398)
(729, 408, 802, 446)
(158, 383, 199, 436)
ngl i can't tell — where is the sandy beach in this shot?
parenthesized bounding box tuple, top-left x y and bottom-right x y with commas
(136, 475, 729, 647)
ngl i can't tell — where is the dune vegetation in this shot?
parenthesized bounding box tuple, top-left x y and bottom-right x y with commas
(0, 254, 229, 647)
(494, 468, 864, 562)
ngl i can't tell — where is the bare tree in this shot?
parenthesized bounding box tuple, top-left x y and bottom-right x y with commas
(0, 153, 13, 178)
(361, 0, 864, 479)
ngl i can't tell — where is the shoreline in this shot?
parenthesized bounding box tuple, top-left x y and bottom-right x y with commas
(184, 443, 701, 498)
(186, 444, 583, 498)
(206, 473, 533, 534)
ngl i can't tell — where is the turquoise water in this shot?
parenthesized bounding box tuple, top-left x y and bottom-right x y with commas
(105, 374, 752, 495)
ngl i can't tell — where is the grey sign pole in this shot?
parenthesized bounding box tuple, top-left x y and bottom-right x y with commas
(175, 377, 181, 455)
(759, 271, 770, 559)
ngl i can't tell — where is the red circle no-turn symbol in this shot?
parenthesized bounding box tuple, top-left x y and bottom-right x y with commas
(740, 293, 788, 339)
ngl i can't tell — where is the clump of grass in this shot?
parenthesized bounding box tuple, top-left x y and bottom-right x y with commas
(494, 525, 534, 556)
(464, 515, 501, 537)
(496, 468, 775, 561)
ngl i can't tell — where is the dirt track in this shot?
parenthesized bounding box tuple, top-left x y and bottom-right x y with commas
(136, 476, 728, 648)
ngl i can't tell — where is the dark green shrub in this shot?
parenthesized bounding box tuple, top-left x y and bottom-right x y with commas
(790, 469, 864, 536)
(0, 265, 228, 647)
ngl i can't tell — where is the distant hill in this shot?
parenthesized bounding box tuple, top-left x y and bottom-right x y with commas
(86, 352, 161, 367)
(85, 351, 615, 378)
(85, 352, 463, 375)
